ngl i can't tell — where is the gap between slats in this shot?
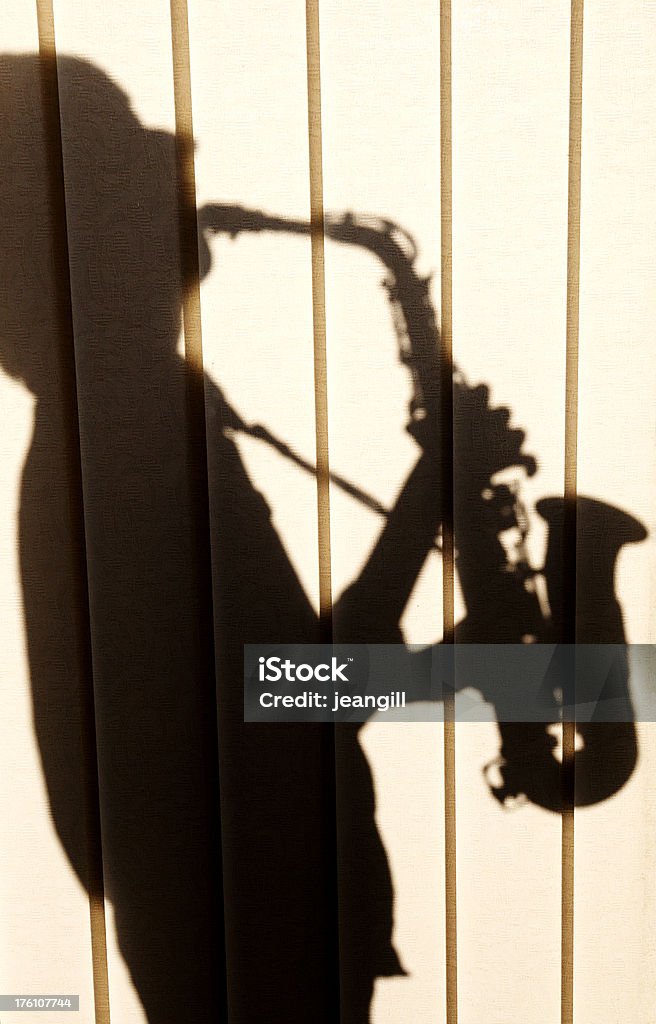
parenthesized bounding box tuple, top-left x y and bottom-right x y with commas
(440, 2, 458, 1023)
(304, 4, 342, 1023)
(562, 1, 585, 1022)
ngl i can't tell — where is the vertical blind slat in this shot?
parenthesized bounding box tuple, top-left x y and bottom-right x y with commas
(0, 7, 99, 1018)
(187, 0, 334, 1018)
(318, 1, 447, 1020)
(51, 1, 223, 1020)
(574, 3, 656, 1021)
(452, 3, 571, 1021)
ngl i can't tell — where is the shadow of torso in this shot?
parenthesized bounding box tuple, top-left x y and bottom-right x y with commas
(3, 53, 396, 1024)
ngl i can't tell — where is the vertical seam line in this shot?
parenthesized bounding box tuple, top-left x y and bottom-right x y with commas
(562, 1, 584, 1022)
(305, 0, 333, 638)
(440, 1, 457, 1022)
(305, 6, 341, 1024)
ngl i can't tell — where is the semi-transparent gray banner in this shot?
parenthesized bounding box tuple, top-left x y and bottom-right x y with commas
(0, 996, 79, 1011)
(244, 644, 656, 722)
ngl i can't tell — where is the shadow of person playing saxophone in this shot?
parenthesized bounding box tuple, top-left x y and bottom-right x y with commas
(0, 51, 646, 1024)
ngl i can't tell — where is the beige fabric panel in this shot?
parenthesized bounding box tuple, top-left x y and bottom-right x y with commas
(317, 3, 447, 1022)
(451, 2, 571, 1021)
(0, 3, 97, 1019)
(574, 3, 656, 1021)
(50, 2, 223, 1022)
(186, 2, 334, 1021)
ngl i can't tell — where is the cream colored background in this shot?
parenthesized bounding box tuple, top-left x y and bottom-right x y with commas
(1, 1, 655, 1022)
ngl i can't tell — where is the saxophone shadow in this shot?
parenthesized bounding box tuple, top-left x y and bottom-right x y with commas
(336, 376, 647, 816)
